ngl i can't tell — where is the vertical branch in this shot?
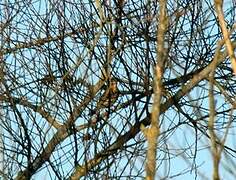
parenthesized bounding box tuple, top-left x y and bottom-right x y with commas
(211, 1, 235, 178)
(95, 0, 105, 26)
(0, 8, 5, 176)
(214, 0, 236, 74)
(0, 55, 4, 179)
(144, 1, 168, 179)
(208, 69, 220, 180)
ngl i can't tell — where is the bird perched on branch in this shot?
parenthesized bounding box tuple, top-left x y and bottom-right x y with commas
(88, 78, 119, 127)
(89, 78, 119, 120)
(97, 78, 119, 110)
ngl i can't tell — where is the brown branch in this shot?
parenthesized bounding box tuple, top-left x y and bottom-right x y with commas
(208, 67, 220, 180)
(214, 0, 236, 75)
(70, 114, 151, 179)
(0, 26, 86, 56)
(144, 0, 168, 179)
(69, 40, 236, 179)
(15, 39, 236, 179)
(14, 77, 107, 179)
(0, 95, 62, 129)
(213, 80, 236, 108)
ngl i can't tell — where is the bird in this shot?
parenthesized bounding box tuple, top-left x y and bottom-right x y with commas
(88, 78, 119, 121)
(96, 78, 119, 110)
(82, 133, 92, 142)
